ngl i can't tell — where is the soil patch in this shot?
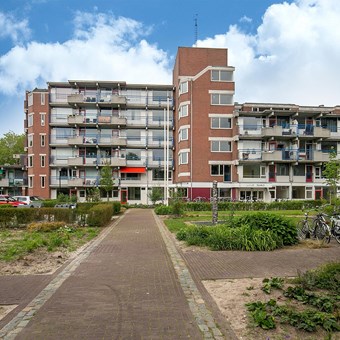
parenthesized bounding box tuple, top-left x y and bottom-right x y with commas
(0, 305, 18, 321)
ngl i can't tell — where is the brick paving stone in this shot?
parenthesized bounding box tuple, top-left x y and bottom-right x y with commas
(10, 209, 202, 340)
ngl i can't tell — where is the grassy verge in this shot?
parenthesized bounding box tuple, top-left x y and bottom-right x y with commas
(0, 227, 100, 262)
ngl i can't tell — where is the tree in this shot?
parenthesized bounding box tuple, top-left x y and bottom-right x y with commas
(0, 131, 25, 165)
(323, 147, 340, 206)
(148, 187, 164, 205)
(99, 164, 114, 201)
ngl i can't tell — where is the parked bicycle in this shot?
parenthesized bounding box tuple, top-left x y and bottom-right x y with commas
(313, 212, 340, 244)
(297, 212, 314, 240)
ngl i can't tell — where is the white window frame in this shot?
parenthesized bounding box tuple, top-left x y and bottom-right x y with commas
(40, 175, 46, 188)
(211, 117, 232, 129)
(28, 113, 34, 127)
(178, 151, 189, 165)
(210, 91, 234, 106)
(40, 155, 46, 167)
(179, 104, 189, 118)
(28, 134, 33, 147)
(40, 134, 46, 147)
(211, 69, 233, 82)
(210, 164, 224, 176)
(179, 81, 188, 94)
(178, 127, 189, 141)
(28, 155, 33, 167)
(211, 141, 232, 152)
(41, 93, 45, 105)
(28, 176, 34, 188)
(40, 113, 46, 126)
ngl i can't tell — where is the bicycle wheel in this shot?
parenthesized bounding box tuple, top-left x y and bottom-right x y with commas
(314, 222, 331, 244)
(333, 224, 340, 244)
(297, 221, 310, 240)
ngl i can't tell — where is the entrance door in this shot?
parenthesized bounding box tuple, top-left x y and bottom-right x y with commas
(306, 165, 313, 182)
(269, 164, 276, 182)
(121, 189, 127, 204)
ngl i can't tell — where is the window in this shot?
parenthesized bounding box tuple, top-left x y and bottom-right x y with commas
(152, 110, 165, 122)
(40, 176, 46, 188)
(126, 130, 141, 141)
(211, 141, 231, 152)
(211, 93, 233, 105)
(28, 134, 33, 147)
(28, 155, 33, 167)
(40, 113, 46, 126)
(179, 104, 188, 118)
(243, 164, 264, 178)
(179, 81, 188, 94)
(152, 169, 172, 180)
(211, 117, 231, 129)
(306, 186, 313, 199)
(211, 70, 233, 82)
(121, 173, 141, 181)
(80, 190, 85, 198)
(28, 176, 33, 188)
(152, 130, 164, 142)
(315, 167, 322, 179)
(179, 152, 188, 165)
(126, 150, 141, 161)
(277, 164, 289, 176)
(128, 187, 141, 200)
(211, 165, 224, 175)
(152, 90, 168, 102)
(243, 117, 260, 130)
(40, 134, 46, 147)
(293, 164, 305, 176)
(40, 155, 45, 167)
(28, 114, 34, 127)
(28, 93, 33, 106)
(179, 128, 188, 141)
(41, 93, 45, 105)
(152, 149, 163, 161)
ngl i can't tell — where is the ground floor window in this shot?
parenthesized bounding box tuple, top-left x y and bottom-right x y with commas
(128, 187, 141, 200)
(240, 190, 264, 201)
(243, 164, 265, 178)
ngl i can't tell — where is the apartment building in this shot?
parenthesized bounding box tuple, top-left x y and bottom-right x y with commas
(23, 47, 340, 203)
(0, 160, 27, 196)
(25, 82, 173, 203)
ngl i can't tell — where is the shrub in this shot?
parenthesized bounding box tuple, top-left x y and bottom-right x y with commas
(154, 205, 172, 215)
(86, 204, 113, 227)
(234, 212, 298, 246)
(112, 201, 121, 214)
(27, 221, 66, 232)
(176, 224, 282, 251)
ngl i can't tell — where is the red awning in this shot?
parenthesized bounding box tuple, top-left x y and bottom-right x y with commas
(120, 167, 146, 173)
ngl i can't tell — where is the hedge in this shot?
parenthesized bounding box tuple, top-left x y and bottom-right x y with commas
(86, 204, 113, 227)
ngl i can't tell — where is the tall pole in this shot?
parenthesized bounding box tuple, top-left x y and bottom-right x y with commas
(163, 108, 166, 205)
(165, 96, 170, 206)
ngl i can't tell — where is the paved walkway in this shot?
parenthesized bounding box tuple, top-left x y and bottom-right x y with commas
(1, 209, 339, 340)
(1, 209, 227, 340)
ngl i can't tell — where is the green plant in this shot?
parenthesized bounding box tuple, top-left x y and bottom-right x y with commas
(99, 164, 114, 202)
(154, 204, 172, 215)
(234, 212, 298, 246)
(262, 277, 284, 294)
(246, 300, 276, 329)
(148, 187, 164, 205)
(86, 203, 113, 227)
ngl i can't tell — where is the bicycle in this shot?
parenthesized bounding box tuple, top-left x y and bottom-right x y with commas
(297, 212, 313, 240)
(314, 212, 340, 244)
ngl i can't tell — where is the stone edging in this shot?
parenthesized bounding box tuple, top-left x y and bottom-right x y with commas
(0, 212, 127, 340)
(153, 211, 225, 340)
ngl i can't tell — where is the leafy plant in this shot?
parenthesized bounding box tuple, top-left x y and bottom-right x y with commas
(246, 300, 276, 329)
(262, 277, 284, 294)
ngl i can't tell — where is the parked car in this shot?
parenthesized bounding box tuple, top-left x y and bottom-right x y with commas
(0, 195, 27, 207)
(12, 195, 44, 208)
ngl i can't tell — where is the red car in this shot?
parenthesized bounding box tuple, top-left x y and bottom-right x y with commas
(0, 195, 27, 207)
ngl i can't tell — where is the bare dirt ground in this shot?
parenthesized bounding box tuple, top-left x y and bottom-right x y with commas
(203, 278, 334, 340)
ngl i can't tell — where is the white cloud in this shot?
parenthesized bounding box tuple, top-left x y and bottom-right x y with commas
(197, 0, 340, 106)
(239, 16, 252, 23)
(0, 12, 172, 96)
(0, 12, 31, 44)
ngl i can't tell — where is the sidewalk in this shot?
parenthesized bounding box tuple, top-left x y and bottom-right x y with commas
(1, 209, 214, 339)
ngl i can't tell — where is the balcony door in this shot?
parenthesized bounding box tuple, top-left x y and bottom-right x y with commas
(269, 164, 276, 182)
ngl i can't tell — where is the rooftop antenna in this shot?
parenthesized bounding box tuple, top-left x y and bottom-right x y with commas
(194, 14, 198, 47)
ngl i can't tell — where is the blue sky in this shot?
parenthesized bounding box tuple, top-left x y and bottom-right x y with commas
(1, 0, 340, 137)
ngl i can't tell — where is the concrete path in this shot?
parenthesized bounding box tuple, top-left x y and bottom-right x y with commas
(1, 209, 226, 340)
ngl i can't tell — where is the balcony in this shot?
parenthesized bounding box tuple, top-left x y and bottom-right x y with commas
(313, 151, 330, 162)
(67, 94, 84, 104)
(262, 150, 298, 162)
(98, 137, 127, 147)
(68, 157, 84, 166)
(68, 178, 84, 187)
(0, 178, 9, 186)
(297, 126, 331, 139)
(97, 116, 127, 126)
(98, 94, 127, 106)
(68, 136, 84, 145)
(67, 115, 84, 124)
(111, 157, 127, 167)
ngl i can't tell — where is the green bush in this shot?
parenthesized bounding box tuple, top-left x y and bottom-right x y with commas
(296, 262, 340, 294)
(233, 212, 298, 246)
(177, 224, 282, 251)
(112, 201, 121, 214)
(86, 204, 113, 227)
(154, 205, 173, 215)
